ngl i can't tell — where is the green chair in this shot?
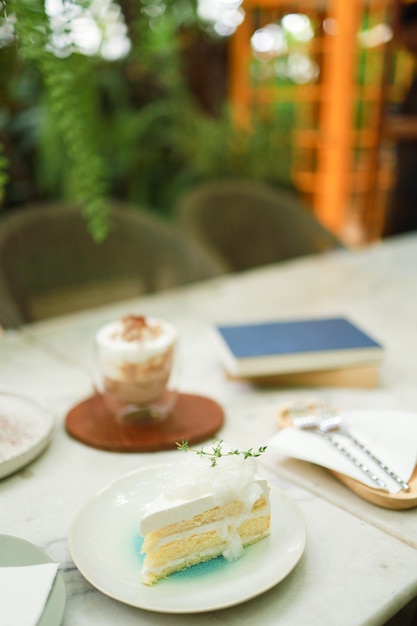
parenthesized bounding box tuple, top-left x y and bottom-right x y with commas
(0, 202, 225, 328)
(176, 179, 346, 272)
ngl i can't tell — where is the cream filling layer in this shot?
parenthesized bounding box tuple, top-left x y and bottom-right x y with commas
(141, 521, 270, 581)
(144, 506, 268, 550)
(140, 543, 225, 583)
(141, 508, 270, 574)
(140, 479, 268, 535)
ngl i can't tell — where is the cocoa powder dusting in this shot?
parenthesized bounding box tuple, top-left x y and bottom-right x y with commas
(0, 403, 49, 462)
(112, 315, 164, 342)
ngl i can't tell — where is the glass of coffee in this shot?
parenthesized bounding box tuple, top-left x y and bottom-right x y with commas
(95, 314, 178, 422)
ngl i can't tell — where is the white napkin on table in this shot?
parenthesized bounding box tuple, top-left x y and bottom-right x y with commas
(0, 562, 59, 626)
(264, 410, 417, 493)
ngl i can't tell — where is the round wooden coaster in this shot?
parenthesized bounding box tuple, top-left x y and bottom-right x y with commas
(65, 392, 224, 452)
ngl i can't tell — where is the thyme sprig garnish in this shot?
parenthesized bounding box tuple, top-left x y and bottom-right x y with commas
(176, 439, 267, 467)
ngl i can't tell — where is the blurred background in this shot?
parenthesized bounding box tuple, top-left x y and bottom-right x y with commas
(0, 0, 414, 246)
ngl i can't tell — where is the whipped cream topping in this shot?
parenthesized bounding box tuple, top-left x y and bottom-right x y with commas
(96, 315, 177, 376)
(164, 453, 259, 503)
(140, 453, 267, 535)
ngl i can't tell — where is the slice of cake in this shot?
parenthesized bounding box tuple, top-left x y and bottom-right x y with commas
(139, 443, 270, 585)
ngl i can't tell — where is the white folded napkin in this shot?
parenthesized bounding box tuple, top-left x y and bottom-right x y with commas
(0, 562, 59, 626)
(264, 410, 417, 494)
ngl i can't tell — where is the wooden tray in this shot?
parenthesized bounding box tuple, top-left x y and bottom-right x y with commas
(65, 392, 224, 453)
(277, 407, 417, 510)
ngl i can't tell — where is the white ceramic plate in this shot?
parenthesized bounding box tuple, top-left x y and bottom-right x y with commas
(0, 534, 66, 626)
(68, 464, 306, 614)
(0, 386, 54, 480)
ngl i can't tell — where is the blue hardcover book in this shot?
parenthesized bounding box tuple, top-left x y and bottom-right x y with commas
(215, 317, 383, 377)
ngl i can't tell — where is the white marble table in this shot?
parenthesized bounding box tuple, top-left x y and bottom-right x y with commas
(2, 233, 417, 625)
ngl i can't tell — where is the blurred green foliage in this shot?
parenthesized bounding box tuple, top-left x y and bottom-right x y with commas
(0, 0, 293, 239)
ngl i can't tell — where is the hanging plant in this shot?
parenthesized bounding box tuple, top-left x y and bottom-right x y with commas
(0, 143, 8, 201)
(1, 0, 111, 240)
(0, 0, 294, 233)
